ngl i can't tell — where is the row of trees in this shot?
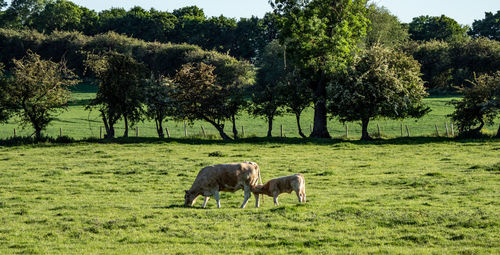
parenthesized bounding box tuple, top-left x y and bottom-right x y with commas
(0, 0, 499, 140)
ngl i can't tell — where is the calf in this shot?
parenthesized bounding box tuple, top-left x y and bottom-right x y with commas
(184, 162, 262, 208)
(252, 174, 306, 206)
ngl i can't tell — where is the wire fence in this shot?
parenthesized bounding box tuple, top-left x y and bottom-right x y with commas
(1, 119, 486, 141)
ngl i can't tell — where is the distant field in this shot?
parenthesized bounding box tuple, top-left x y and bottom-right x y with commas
(1, 84, 498, 140)
(0, 139, 498, 254)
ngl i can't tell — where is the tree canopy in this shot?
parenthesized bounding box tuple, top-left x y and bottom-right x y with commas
(7, 50, 80, 139)
(408, 15, 469, 42)
(271, 0, 370, 138)
(328, 45, 429, 140)
(470, 10, 500, 41)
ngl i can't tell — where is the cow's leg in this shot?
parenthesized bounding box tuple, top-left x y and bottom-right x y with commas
(253, 193, 260, 208)
(273, 191, 279, 206)
(214, 190, 221, 208)
(301, 190, 306, 203)
(295, 189, 302, 203)
(202, 196, 210, 208)
(240, 186, 251, 208)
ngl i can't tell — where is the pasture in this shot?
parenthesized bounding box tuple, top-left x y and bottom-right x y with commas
(0, 139, 499, 254)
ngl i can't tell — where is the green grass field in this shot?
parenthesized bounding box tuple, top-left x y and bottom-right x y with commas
(0, 139, 499, 254)
(0, 86, 499, 254)
(0, 84, 498, 140)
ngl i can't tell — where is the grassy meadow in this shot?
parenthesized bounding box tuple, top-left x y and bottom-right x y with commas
(0, 139, 499, 254)
(0, 85, 499, 254)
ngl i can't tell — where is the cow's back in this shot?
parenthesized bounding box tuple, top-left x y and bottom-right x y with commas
(190, 163, 259, 192)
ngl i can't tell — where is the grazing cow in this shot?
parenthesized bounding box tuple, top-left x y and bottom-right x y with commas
(251, 174, 306, 206)
(184, 162, 262, 208)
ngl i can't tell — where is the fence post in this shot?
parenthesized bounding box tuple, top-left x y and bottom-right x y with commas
(445, 123, 449, 137)
(345, 125, 348, 138)
(377, 123, 381, 137)
(136, 127, 139, 137)
(201, 126, 206, 137)
(14, 128, 16, 138)
(406, 125, 410, 137)
(451, 123, 455, 137)
(241, 126, 245, 137)
(165, 127, 170, 138)
(184, 121, 188, 137)
(280, 125, 284, 138)
(435, 124, 439, 137)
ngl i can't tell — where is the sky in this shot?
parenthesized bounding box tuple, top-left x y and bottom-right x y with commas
(6, 0, 500, 26)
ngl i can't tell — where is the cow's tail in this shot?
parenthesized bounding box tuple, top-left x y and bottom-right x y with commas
(258, 165, 264, 204)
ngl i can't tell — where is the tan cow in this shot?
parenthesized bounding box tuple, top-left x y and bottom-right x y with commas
(184, 162, 262, 208)
(251, 174, 306, 206)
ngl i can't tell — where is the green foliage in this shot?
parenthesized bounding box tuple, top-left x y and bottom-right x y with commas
(251, 40, 287, 137)
(85, 51, 147, 138)
(6, 50, 80, 139)
(144, 77, 176, 138)
(271, 0, 370, 138)
(364, 4, 409, 47)
(0, 63, 12, 123)
(328, 45, 429, 140)
(470, 10, 500, 41)
(171, 63, 233, 140)
(409, 15, 469, 42)
(449, 72, 500, 137)
(30, 0, 84, 33)
(408, 40, 453, 91)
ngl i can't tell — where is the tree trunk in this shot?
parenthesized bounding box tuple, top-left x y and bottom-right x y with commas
(267, 114, 274, 137)
(123, 115, 129, 138)
(34, 127, 42, 141)
(156, 118, 164, 138)
(232, 114, 238, 139)
(496, 124, 500, 138)
(361, 118, 372, 141)
(203, 117, 232, 141)
(310, 80, 331, 138)
(296, 112, 307, 138)
(470, 119, 485, 137)
(101, 110, 114, 139)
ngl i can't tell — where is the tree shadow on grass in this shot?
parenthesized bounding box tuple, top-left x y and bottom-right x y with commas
(1, 135, 498, 147)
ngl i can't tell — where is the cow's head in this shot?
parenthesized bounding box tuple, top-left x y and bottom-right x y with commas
(184, 190, 198, 207)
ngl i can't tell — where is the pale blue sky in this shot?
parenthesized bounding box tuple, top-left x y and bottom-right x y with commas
(6, 0, 500, 25)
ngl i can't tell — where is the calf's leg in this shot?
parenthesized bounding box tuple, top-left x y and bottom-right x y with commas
(202, 196, 210, 208)
(273, 190, 279, 206)
(253, 193, 260, 208)
(214, 190, 221, 208)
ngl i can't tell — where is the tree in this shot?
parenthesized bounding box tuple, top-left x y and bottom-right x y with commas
(251, 40, 287, 137)
(364, 4, 409, 47)
(30, 0, 84, 33)
(449, 72, 500, 137)
(7, 50, 79, 139)
(0, 63, 12, 123)
(185, 50, 255, 139)
(408, 15, 469, 42)
(328, 45, 429, 140)
(282, 69, 313, 138)
(271, 0, 370, 138)
(0, 0, 47, 29)
(85, 52, 147, 138)
(469, 11, 500, 41)
(171, 62, 233, 140)
(144, 76, 176, 138)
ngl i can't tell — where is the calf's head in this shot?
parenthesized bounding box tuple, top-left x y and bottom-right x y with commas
(184, 190, 198, 207)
